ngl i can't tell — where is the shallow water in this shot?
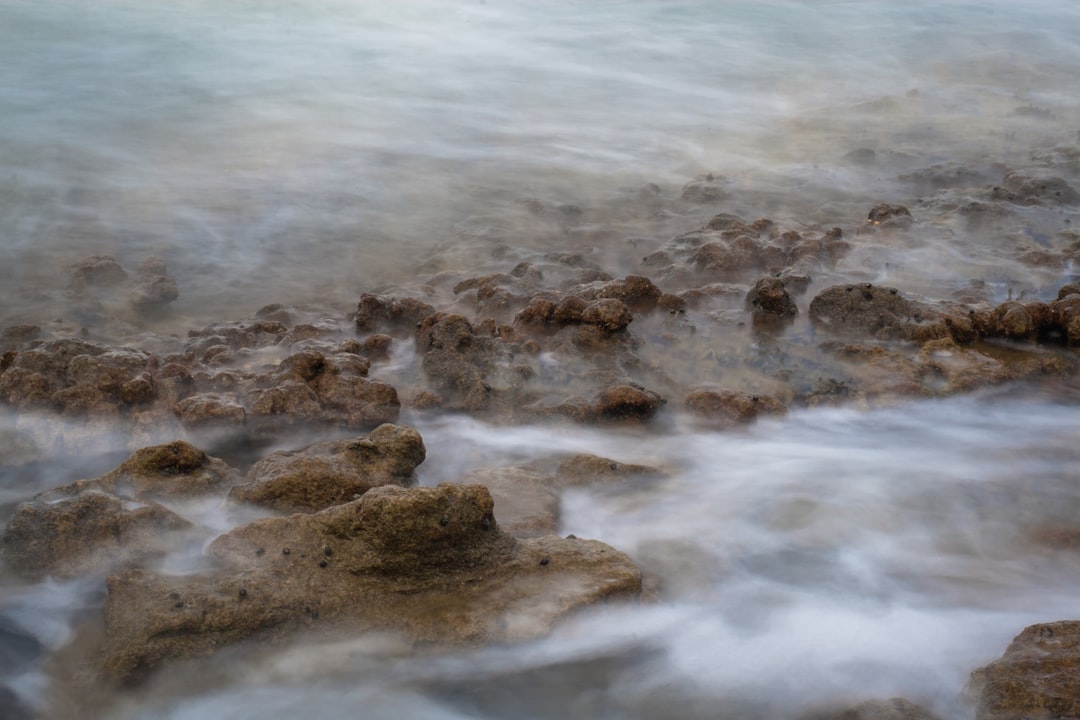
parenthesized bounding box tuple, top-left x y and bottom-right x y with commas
(3, 1, 1080, 718)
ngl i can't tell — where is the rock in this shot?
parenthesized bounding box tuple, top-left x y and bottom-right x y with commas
(137, 256, 169, 277)
(591, 384, 664, 423)
(130, 275, 179, 312)
(354, 293, 436, 334)
(555, 454, 662, 487)
(970, 621, 1080, 720)
(808, 284, 946, 341)
(418, 314, 534, 413)
(681, 174, 728, 202)
(251, 350, 401, 431)
(586, 275, 663, 313)
(0, 324, 41, 352)
(999, 169, 1080, 205)
(866, 203, 913, 228)
(1, 492, 191, 579)
(683, 389, 786, 427)
(804, 698, 942, 720)
(175, 393, 246, 430)
(460, 467, 560, 537)
(45, 441, 239, 501)
(580, 299, 634, 332)
(70, 256, 128, 287)
(99, 483, 641, 684)
(229, 424, 425, 513)
(746, 277, 798, 325)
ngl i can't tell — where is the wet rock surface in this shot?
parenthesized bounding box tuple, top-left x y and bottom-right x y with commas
(100, 483, 641, 684)
(1, 492, 191, 579)
(228, 424, 426, 513)
(971, 621, 1080, 720)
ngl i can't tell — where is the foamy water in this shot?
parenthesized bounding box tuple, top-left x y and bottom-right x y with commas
(3, 1, 1080, 718)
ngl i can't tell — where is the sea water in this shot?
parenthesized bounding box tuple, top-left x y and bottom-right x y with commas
(2, 1, 1080, 718)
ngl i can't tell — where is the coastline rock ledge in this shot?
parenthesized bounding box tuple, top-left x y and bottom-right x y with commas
(100, 482, 641, 685)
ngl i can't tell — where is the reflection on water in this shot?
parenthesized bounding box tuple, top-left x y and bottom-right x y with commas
(3, 0, 1080, 718)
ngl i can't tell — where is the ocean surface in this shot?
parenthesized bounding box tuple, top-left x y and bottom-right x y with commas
(2, 1, 1080, 718)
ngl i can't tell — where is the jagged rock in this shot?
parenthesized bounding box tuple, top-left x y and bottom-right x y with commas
(175, 393, 246, 430)
(998, 169, 1080, 206)
(746, 277, 798, 323)
(580, 299, 634, 332)
(1, 492, 191, 579)
(555, 454, 662, 487)
(70, 256, 128, 287)
(354, 293, 436, 334)
(971, 621, 1080, 720)
(43, 441, 239, 501)
(460, 467, 560, 537)
(99, 483, 641, 684)
(864, 203, 913, 230)
(250, 350, 400, 431)
(229, 424, 426, 513)
(683, 389, 786, 427)
(130, 274, 179, 312)
(418, 313, 534, 413)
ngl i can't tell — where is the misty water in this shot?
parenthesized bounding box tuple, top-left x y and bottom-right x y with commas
(3, 1, 1080, 718)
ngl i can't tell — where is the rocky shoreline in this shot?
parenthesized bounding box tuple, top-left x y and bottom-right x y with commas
(3, 157, 1080, 718)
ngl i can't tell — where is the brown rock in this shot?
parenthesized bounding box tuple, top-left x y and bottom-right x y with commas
(43, 441, 240, 501)
(130, 274, 179, 312)
(354, 293, 436, 334)
(555, 454, 662, 487)
(804, 697, 942, 720)
(681, 174, 728, 202)
(229, 424, 426, 513)
(971, 621, 1080, 720)
(175, 393, 246, 430)
(1, 492, 191, 579)
(418, 314, 533, 414)
(70, 256, 128, 287)
(684, 389, 786, 427)
(591, 384, 664, 423)
(809, 284, 946, 341)
(580, 299, 634, 332)
(99, 483, 641, 684)
(460, 467, 560, 537)
(746, 277, 798, 320)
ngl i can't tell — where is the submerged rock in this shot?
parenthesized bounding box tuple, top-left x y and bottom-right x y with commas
(100, 483, 641, 684)
(555, 454, 663, 487)
(460, 467, 560, 537)
(46, 441, 238, 501)
(229, 424, 426, 513)
(1, 492, 190, 579)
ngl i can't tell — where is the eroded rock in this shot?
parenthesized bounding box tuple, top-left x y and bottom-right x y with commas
(229, 424, 425, 513)
(971, 621, 1080, 720)
(100, 483, 641, 684)
(1, 492, 190, 579)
